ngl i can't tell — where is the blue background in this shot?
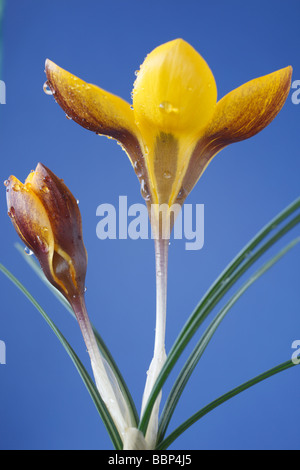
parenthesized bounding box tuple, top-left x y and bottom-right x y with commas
(0, 0, 299, 450)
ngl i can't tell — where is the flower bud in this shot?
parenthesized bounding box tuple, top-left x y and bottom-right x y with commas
(6, 163, 87, 302)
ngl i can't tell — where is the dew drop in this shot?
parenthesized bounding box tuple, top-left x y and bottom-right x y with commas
(163, 171, 172, 179)
(12, 183, 21, 192)
(24, 246, 33, 256)
(3, 180, 9, 187)
(134, 70, 139, 77)
(159, 101, 179, 114)
(65, 114, 72, 120)
(8, 207, 15, 218)
(41, 185, 49, 194)
(140, 179, 151, 201)
(43, 81, 53, 95)
(134, 161, 143, 178)
(76, 199, 80, 205)
(84, 286, 87, 293)
(177, 186, 188, 201)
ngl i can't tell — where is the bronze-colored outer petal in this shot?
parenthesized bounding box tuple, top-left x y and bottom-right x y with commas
(45, 60, 143, 156)
(45, 60, 151, 201)
(6, 164, 87, 302)
(29, 163, 87, 298)
(179, 66, 293, 199)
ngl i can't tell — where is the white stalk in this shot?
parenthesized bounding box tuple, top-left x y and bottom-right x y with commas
(72, 295, 132, 440)
(141, 237, 169, 449)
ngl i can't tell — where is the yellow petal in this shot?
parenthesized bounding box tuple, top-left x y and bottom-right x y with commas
(133, 39, 217, 137)
(180, 66, 293, 198)
(45, 59, 140, 147)
(132, 39, 217, 207)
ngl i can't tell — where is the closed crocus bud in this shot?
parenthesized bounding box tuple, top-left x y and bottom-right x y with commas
(6, 163, 87, 303)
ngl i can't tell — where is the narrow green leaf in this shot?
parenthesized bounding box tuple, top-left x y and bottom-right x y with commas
(157, 237, 300, 442)
(0, 263, 123, 450)
(156, 360, 298, 450)
(15, 243, 139, 426)
(139, 198, 300, 436)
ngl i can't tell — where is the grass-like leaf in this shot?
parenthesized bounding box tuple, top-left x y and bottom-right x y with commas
(156, 359, 298, 450)
(139, 197, 300, 436)
(0, 263, 123, 450)
(157, 237, 300, 442)
(15, 243, 139, 426)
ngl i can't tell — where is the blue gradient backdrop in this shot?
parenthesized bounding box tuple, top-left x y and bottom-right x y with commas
(0, 0, 299, 450)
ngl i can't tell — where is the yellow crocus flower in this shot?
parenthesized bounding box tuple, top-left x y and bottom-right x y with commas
(44, 39, 292, 449)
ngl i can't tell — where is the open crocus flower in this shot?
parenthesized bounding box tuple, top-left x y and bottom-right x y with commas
(6, 163, 134, 444)
(45, 39, 292, 219)
(44, 39, 292, 449)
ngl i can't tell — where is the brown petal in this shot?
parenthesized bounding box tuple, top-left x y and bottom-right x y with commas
(180, 66, 292, 197)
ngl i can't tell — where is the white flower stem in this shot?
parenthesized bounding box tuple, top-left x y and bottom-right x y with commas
(141, 236, 169, 448)
(71, 295, 132, 440)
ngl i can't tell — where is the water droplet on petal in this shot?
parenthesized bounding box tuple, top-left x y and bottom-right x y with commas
(43, 81, 53, 95)
(41, 185, 49, 194)
(134, 161, 143, 178)
(65, 114, 72, 120)
(76, 199, 80, 205)
(159, 101, 179, 114)
(12, 183, 21, 192)
(8, 207, 15, 218)
(163, 171, 172, 179)
(4, 180, 9, 187)
(177, 187, 188, 202)
(140, 179, 151, 201)
(84, 286, 87, 293)
(24, 246, 33, 256)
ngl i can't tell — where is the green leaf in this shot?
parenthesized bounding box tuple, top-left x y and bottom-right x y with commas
(156, 360, 299, 450)
(157, 237, 300, 442)
(15, 243, 139, 427)
(0, 263, 123, 450)
(139, 197, 300, 436)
